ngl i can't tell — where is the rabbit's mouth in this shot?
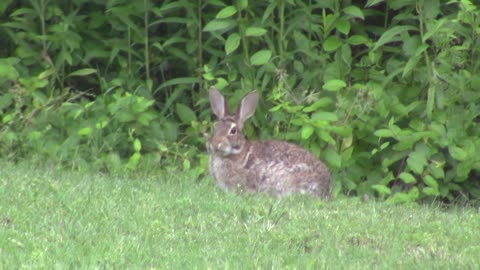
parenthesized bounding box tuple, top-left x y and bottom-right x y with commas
(220, 145, 242, 156)
(210, 142, 242, 157)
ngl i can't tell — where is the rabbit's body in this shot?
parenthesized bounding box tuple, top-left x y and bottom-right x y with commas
(207, 88, 332, 199)
(209, 140, 331, 198)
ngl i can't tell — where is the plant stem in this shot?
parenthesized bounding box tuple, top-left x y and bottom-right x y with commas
(198, 0, 203, 89)
(144, 0, 150, 84)
(279, 0, 285, 62)
(417, 0, 435, 118)
(128, 27, 132, 76)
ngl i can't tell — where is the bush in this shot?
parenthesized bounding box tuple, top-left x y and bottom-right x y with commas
(0, 0, 479, 202)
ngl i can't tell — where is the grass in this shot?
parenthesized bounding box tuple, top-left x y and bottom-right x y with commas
(1, 162, 479, 269)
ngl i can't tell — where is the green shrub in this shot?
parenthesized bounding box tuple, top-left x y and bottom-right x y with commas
(0, 0, 479, 202)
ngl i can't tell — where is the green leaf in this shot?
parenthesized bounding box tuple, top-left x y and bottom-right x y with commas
(157, 144, 168, 152)
(3, 113, 15, 124)
(225, 33, 241, 55)
(67, 68, 97, 77)
(456, 161, 472, 181)
(156, 77, 198, 92)
(32, 90, 47, 105)
(183, 158, 191, 171)
(262, 1, 276, 22)
(132, 97, 154, 113)
(133, 138, 142, 152)
(203, 19, 236, 32)
(0, 64, 19, 80)
(426, 85, 435, 119)
(380, 142, 390, 150)
(245, 27, 267, 37)
(203, 72, 215, 81)
(423, 187, 440, 196)
(372, 184, 392, 195)
(408, 187, 420, 200)
(0, 93, 13, 110)
(374, 129, 394, 138)
(250, 50, 272, 66)
(138, 112, 156, 126)
(449, 146, 468, 161)
(399, 172, 417, 184)
(294, 60, 304, 73)
(78, 127, 92, 136)
(95, 120, 108, 129)
(311, 112, 338, 122)
(343, 5, 364, 20)
(372, 26, 418, 51)
(176, 103, 197, 124)
(402, 35, 422, 56)
(407, 145, 429, 174)
(301, 125, 314, 140)
(347, 35, 369, 45)
(269, 104, 283, 112)
(324, 148, 341, 168)
(215, 6, 237, 19)
(319, 130, 336, 145)
(424, 175, 439, 190)
(422, 18, 447, 42)
(402, 55, 422, 78)
(214, 78, 228, 90)
(365, 0, 384, 7)
(293, 31, 310, 51)
(127, 152, 141, 170)
(403, 44, 429, 77)
(423, 0, 440, 18)
(335, 19, 350, 35)
(323, 36, 342, 52)
(303, 98, 333, 112)
(323, 79, 346, 91)
(386, 192, 415, 204)
(10, 7, 34, 17)
(157, 1, 194, 13)
(238, 0, 248, 10)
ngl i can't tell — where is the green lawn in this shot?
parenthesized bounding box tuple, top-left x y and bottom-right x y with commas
(1, 162, 479, 269)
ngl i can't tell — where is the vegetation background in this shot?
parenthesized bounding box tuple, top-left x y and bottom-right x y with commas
(0, 0, 479, 203)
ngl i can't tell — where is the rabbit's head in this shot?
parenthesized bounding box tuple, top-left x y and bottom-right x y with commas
(208, 87, 259, 157)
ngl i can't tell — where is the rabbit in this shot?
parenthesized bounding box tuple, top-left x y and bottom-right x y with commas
(207, 87, 332, 199)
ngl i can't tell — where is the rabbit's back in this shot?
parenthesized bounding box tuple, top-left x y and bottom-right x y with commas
(248, 140, 331, 198)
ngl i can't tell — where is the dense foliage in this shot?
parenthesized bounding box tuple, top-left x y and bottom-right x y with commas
(1, 0, 479, 203)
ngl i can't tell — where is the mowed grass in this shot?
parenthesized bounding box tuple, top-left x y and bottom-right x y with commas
(1, 162, 479, 269)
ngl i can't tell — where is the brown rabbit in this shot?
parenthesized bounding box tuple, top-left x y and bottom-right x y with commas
(207, 87, 332, 199)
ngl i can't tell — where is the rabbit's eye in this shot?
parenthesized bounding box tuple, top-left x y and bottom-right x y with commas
(229, 126, 237, 135)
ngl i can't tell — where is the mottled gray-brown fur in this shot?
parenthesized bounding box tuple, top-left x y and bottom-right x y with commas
(207, 88, 332, 199)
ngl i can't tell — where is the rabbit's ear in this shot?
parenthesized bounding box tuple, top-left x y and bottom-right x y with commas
(236, 91, 259, 130)
(209, 87, 231, 119)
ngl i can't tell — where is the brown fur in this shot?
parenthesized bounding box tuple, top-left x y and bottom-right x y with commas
(208, 87, 332, 199)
